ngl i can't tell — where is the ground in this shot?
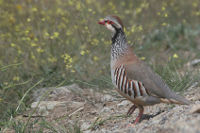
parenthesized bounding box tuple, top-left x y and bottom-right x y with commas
(5, 83, 200, 133)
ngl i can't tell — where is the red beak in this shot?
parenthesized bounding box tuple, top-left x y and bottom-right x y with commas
(98, 20, 105, 25)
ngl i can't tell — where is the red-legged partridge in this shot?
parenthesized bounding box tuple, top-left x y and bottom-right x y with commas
(98, 15, 191, 126)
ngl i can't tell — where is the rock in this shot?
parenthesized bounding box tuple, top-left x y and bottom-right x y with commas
(66, 84, 83, 92)
(101, 94, 115, 102)
(117, 100, 130, 108)
(100, 107, 112, 113)
(190, 59, 200, 66)
(81, 121, 91, 130)
(33, 84, 82, 101)
(31, 101, 66, 116)
(190, 104, 200, 113)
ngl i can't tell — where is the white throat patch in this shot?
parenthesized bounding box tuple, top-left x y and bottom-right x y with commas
(105, 23, 116, 33)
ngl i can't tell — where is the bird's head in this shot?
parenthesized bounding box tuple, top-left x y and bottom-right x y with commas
(98, 15, 124, 34)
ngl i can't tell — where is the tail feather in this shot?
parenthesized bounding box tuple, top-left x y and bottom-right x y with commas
(170, 92, 191, 105)
(161, 92, 191, 105)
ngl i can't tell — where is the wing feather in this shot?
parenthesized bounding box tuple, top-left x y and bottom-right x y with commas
(124, 61, 173, 99)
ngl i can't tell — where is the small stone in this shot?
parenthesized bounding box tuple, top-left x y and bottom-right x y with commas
(81, 122, 90, 130)
(190, 104, 200, 113)
(39, 106, 49, 116)
(100, 107, 112, 113)
(117, 100, 129, 108)
(101, 94, 114, 101)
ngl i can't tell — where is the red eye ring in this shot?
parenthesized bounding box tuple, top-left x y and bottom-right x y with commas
(107, 21, 114, 24)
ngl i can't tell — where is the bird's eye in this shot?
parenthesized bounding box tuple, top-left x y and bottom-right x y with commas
(108, 21, 114, 24)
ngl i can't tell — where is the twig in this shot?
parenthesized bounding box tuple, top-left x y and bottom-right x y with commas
(55, 106, 84, 122)
(68, 106, 84, 117)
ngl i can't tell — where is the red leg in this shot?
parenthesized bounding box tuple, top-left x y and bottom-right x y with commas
(127, 106, 144, 127)
(127, 105, 137, 116)
(133, 106, 144, 124)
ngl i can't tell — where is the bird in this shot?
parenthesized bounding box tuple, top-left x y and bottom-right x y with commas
(98, 15, 191, 126)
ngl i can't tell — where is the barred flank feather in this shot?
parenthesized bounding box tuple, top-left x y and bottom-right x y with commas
(114, 65, 149, 99)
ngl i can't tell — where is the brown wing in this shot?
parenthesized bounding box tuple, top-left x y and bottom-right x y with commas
(124, 61, 171, 98)
(124, 61, 172, 99)
(123, 60, 191, 105)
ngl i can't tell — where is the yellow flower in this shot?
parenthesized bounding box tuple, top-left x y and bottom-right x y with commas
(25, 30, 29, 34)
(48, 57, 57, 63)
(36, 47, 44, 53)
(71, 69, 75, 73)
(44, 32, 49, 37)
(173, 53, 178, 58)
(68, 58, 73, 63)
(140, 57, 146, 60)
(18, 49, 22, 55)
(62, 53, 70, 59)
(32, 7, 38, 12)
(93, 56, 99, 61)
(162, 22, 167, 26)
(31, 43, 37, 47)
(138, 25, 143, 31)
(42, 18, 46, 21)
(34, 38, 38, 41)
(53, 32, 59, 38)
(131, 25, 136, 33)
(80, 50, 85, 55)
(91, 38, 99, 45)
(88, 8, 92, 12)
(66, 64, 72, 69)
(13, 76, 20, 81)
(27, 18, 31, 22)
(11, 43, 16, 47)
(136, 8, 142, 14)
(76, 2, 81, 10)
(62, 53, 73, 68)
(31, 52, 36, 60)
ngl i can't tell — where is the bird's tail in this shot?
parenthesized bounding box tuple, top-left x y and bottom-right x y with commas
(161, 92, 191, 105)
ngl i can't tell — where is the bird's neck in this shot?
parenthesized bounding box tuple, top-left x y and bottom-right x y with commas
(111, 29, 129, 60)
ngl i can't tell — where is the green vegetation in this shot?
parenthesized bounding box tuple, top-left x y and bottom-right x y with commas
(0, 0, 200, 132)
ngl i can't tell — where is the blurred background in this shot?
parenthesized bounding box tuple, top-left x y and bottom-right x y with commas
(0, 0, 200, 131)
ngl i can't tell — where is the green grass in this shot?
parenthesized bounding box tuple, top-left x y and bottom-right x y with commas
(1, 0, 200, 132)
